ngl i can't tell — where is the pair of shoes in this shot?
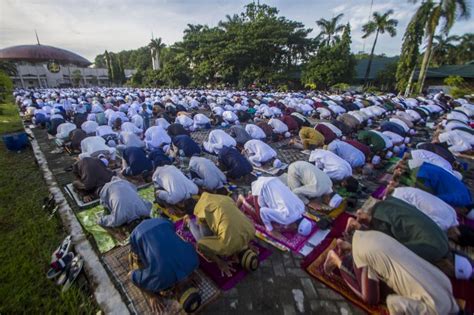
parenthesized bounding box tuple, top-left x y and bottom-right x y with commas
(57, 255, 84, 292)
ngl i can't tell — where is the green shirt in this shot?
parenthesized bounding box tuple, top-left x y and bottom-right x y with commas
(370, 196, 449, 263)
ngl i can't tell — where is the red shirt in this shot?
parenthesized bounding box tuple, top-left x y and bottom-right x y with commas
(315, 124, 336, 144)
(280, 115, 299, 131)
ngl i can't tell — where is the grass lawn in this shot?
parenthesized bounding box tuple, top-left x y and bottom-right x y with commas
(0, 101, 97, 313)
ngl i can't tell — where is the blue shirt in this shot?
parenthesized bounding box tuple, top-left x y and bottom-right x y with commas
(218, 146, 253, 179)
(417, 162, 472, 207)
(148, 149, 173, 169)
(130, 218, 198, 292)
(172, 135, 201, 157)
(123, 147, 153, 175)
(327, 139, 365, 168)
(380, 121, 406, 137)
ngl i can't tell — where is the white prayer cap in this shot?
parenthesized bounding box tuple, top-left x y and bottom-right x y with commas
(371, 155, 381, 165)
(367, 119, 373, 125)
(329, 194, 343, 209)
(273, 159, 282, 168)
(393, 146, 400, 153)
(454, 254, 473, 280)
(284, 131, 291, 138)
(404, 137, 410, 144)
(385, 151, 393, 159)
(400, 144, 406, 150)
(163, 144, 170, 154)
(107, 140, 116, 147)
(409, 129, 416, 135)
(298, 218, 312, 236)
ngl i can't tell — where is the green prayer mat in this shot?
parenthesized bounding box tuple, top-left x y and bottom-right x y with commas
(76, 185, 159, 253)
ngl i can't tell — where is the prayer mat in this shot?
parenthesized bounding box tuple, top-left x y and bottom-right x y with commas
(76, 186, 159, 253)
(371, 185, 387, 200)
(238, 201, 323, 253)
(66, 182, 152, 209)
(276, 148, 309, 165)
(306, 199, 347, 219)
(76, 206, 120, 253)
(304, 239, 389, 315)
(103, 245, 221, 314)
(252, 162, 288, 176)
(458, 214, 474, 230)
(174, 219, 272, 291)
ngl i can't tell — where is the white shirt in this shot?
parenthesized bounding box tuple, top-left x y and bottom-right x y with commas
(155, 118, 170, 130)
(96, 125, 117, 137)
(189, 156, 226, 190)
(309, 149, 352, 181)
(251, 177, 305, 230)
(222, 110, 238, 123)
(56, 122, 76, 139)
(145, 125, 171, 149)
(382, 131, 404, 145)
(408, 149, 461, 179)
(81, 121, 99, 134)
(121, 122, 142, 134)
(193, 113, 210, 125)
(438, 130, 474, 153)
(79, 136, 114, 159)
(268, 118, 288, 134)
(175, 115, 194, 129)
(245, 124, 266, 139)
(203, 129, 236, 154)
(131, 114, 144, 129)
(152, 165, 198, 205)
(327, 139, 365, 168)
(320, 122, 342, 137)
(392, 187, 458, 231)
(244, 139, 277, 163)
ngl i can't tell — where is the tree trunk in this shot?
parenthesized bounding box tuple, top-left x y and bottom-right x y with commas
(156, 52, 161, 70)
(417, 31, 434, 94)
(364, 30, 379, 86)
(404, 67, 416, 97)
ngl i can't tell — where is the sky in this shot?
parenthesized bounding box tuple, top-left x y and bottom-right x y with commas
(1, 0, 473, 62)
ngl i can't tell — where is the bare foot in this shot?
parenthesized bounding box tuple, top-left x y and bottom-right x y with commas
(269, 229, 284, 240)
(235, 194, 245, 208)
(83, 195, 94, 203)
(323, 250, 342, 274)
(336, 239, 352, 256)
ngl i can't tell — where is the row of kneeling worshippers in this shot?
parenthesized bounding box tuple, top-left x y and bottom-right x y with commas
(15, 87, 474, 313)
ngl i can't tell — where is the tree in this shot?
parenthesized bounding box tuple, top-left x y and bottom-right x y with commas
(375, 62, 398, 91)
(413, 0, 470, 94)
(0, 61, 17, 76)
(148, 37, 166, 70)
(361, 10, 398, 85)
(396, 3, 431, 95)
(315, 13, 345, 46)
(431, 34, 459, 65)
(104, 50, 113, 86)
(0, 71, 14, 102)
(302, 23, 355, 90)
(71, 69, 82, 87)
(455, 33, 474, 64)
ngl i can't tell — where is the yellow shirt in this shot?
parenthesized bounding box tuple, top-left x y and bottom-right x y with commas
(299, 127, 324, 149)
(194, 193, 255, 257)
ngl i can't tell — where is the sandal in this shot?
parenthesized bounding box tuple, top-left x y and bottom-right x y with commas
(61, 255, 84, 292)
(47, 252, 74, 279)
(50, 235, 72, 264)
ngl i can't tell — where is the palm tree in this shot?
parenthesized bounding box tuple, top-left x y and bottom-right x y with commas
(316, 13, 345, 46)
(456, 33, 474, 64)
(431, 34, 459, 65)
(362, 10, 398, 85)
(413, 0, 470, 94)
(148, 37, 166, 70)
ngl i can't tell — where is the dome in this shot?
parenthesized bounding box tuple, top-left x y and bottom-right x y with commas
(0, 44, 91, 67)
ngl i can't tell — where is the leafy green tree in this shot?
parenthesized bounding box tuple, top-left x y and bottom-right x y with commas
(361, 10, 398, 85)
(455, 33, 474, 64)
(302, 23, 355, 90)
(0, 61, 17, 76)
(396, 3, 431, 95)
(375, 62, 398, 91)
(315, 14, 345, 46)
(431, 34, 459, 65)
(71, 69, 82, 87)
(104, 50, 113, 85)
(412, 0, 470, 94)
(0, 70, 14, 102)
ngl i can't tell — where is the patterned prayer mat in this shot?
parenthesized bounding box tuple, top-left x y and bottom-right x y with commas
(174, 219, 272, 291)
(103, 245, 221, 315)
(306, 199, 347, 219)
(305, 239, 389, 315)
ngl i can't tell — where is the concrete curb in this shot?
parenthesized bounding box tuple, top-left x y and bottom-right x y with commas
(25, 127, 130, 315)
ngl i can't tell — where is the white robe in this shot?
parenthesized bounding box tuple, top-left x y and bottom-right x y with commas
(268, 118, 288, 134)
(408, 149, 461, 179)
(392, 187, 458, 231)
(245, 124, 266, 139)
(152, 165, 198, 205)
(308, 149, 352, 181)
(79, 136, 116, 160)
(251, 177, 305, 231)
(203, 129, 236, 154)
(244, 139, 277, 166)
(144, 126, 171, 150)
